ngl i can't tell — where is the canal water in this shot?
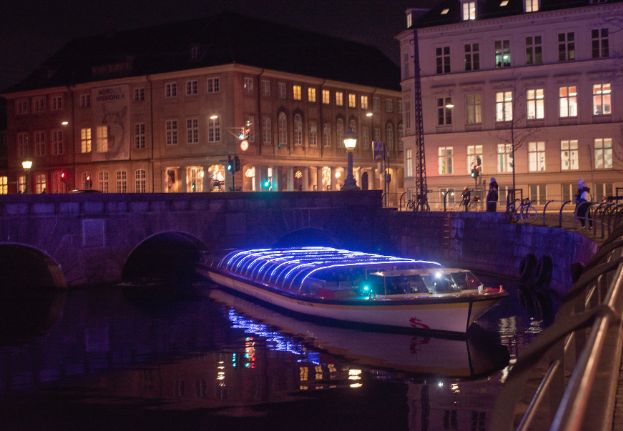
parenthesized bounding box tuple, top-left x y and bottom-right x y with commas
(0, 275, 552, 431)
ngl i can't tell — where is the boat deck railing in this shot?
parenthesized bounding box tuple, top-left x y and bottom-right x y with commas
(491, 220, 623, 430)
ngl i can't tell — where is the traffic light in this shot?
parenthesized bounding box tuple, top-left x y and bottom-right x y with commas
(262, 178, 272, 190)
(234, 156, 241, 172)
(227, 156, 234, 172)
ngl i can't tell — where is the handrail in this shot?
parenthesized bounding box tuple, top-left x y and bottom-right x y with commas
(492, 216, 623, 430)
(559, 200, 572, 228)
(542, 200, 554, 226)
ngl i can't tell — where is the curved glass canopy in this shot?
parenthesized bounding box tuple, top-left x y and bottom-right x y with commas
(217, 247, 440, 293)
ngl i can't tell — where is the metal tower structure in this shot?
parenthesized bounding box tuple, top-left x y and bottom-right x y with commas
(412, 25, 429, 211)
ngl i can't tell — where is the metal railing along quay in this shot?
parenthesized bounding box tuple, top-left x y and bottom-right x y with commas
(490, 218, 623, 430)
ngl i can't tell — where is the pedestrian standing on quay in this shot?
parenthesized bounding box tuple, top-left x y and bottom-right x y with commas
(461, 187, 471, 212)
(486, 177, 499, 212)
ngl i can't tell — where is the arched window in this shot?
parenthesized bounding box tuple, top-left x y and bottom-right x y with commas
(278, 112, 287, 147)
(294, 113, 303, 146)
(336, 118, 344, 148)
(309, 121, 318, 147)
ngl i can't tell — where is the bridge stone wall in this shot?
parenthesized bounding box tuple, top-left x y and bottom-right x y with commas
(0, 192, 598, 291)
(0, 191, 383, 287)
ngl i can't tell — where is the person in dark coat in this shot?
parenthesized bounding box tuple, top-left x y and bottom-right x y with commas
(486, 177, 499, 212)
(461, 187, 471, 211)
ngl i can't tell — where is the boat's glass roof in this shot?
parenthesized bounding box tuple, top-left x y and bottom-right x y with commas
(217, 247, 440, 292)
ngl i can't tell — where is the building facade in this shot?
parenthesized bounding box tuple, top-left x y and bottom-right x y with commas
(1, 13, 403, 199)
(398, 0, 623, 209)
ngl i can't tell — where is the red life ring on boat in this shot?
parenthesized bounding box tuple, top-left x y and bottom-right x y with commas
(409, 317, 430, 330)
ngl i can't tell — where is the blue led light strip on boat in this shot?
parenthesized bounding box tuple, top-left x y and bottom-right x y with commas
(217, 247, 441, 292)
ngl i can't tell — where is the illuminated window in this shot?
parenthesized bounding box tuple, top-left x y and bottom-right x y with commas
(495, 91, 513, 122)
(134, 123, 145, 149)
(348, 94, 356, 108)
(528, 141, 546, 172)
(495, 40, 511, 68)
(322, 89, 330, 104)
(308, 88, 316, 103)
(335, 92, 344, 106)
(438, 146, 453, 174)
(594, 138, 613, 169)
(186, 80, 198, 96)
(293, 85, 302, 101)
(462, 1, 476, 20)
(80, 128, 92, 153)
(322, 122, 331, 147)
(466, 94, 481, 124)
(558, 33, 575, 62)
(165, 82, 177, 98)
(50, 130, 64, 155)
(135, 169, 146, 193)
(360, 95, 369, 109)
(187, 118, 199, 144)
(386, 123, 395, 150)
(526, 36, 542, 65)
(440, 8, 450, 15)
(208, 116, 220, 142)
(165, 120, 178, 145)
(559, 85, 577, 118)
(98, 171, 109, 193)
(527, 88, 544, 120)
(436, 46, 451, 74)
(497, 144, 513, 173)
(207, 77, 220, 93)
(561, 139, 578, 170)
(294, 114, 303, 146)
(35, 174, 46, 194)
(34, 131, 46, 157)
(592, 28, 609, 58)
(593, 83, 611, 116)
(116, 170, 127, 193)
(0, 177, 7, 195)
(406, 149, 413, 177)
(525, 0, 539, 12)
(18, 176, 26, 193)
(467, 145, 483, 172)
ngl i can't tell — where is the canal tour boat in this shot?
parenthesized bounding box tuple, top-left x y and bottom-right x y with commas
(197, 247, 507, 335)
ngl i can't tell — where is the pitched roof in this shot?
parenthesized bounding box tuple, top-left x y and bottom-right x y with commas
(414, 0, 623, 28)
(6, 12, 400, 93)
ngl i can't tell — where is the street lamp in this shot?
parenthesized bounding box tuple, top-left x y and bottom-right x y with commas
(342, 128, 359, 191)
(21, 160, 32, 194)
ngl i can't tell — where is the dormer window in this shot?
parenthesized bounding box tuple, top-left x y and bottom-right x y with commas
(462, 1, 476, 20)
(525, 0, 539, 12)
(441, 7, 450, 15)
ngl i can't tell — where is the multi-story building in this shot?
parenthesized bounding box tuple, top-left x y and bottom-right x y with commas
(398, 0, 623, 208)
(1, 12, 403, 197)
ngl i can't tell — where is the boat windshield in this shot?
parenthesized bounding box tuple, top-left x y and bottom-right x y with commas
(420, 271, 483, 294)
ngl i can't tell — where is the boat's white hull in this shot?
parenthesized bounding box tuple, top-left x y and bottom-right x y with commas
(204, 270, 503, 334)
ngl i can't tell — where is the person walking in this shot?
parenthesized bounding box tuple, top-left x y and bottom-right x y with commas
(575, 179, 592, 229)
(461, 187, 471, 212)
(486, 177, 499, 212)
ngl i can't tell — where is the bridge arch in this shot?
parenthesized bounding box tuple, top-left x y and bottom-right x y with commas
(0, 243, 66, 292)
(122, 231, 207, 285)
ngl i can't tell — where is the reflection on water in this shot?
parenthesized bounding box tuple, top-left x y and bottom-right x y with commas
(0, 282, 542, 431)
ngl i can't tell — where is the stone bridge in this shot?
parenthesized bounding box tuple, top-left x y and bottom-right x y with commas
(0, 191, 598, 292)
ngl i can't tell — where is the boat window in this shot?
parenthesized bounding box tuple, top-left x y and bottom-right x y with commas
(421, 272, 461, 294)
(450, 272, 483, 290)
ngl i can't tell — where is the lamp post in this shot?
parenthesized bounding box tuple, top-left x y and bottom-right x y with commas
(342, 128, 359, 191)
(21, 160, 32, 194)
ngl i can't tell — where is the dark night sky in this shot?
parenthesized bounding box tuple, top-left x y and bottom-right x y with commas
(0, 0, 437, 92)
